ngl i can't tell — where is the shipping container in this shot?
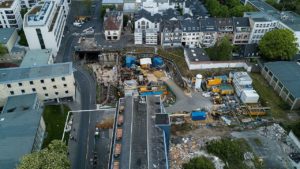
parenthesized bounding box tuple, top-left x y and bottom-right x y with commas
(117, 128, 123, 140)
(118, 115, 123, 126)
(114, 144, 121, 157)
(191, 111, 207, 121)
(240, 90, 259, 103)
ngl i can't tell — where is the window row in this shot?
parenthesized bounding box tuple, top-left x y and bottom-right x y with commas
(10, 90, 70, 96)
(6, 77, 66, 88)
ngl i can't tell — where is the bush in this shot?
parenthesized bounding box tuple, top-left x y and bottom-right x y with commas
(18, 29, 28, 46)
(183, 156, 215, 169)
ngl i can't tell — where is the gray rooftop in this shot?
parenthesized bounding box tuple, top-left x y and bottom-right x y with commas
(185, 48, 210, 62)
(265, 61, 300, 98)
(181, 19, 200, 32)
(199, 18, 217, 32)
(114, 96, 169, 169)
(135, 9, 162, 23)
(233, 17, 250, 27)
(160, 20, 181, 32)
(20, 49, 52, 67)
(0, 28, 16, 44)
(0, 62, 73, 84)
(0, 93, 43, 169)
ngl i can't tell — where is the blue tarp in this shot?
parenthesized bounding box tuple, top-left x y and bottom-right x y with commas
(140, 91, 163, 96)
(126, 56, 136, 68)
(191, 111, 207, 120)
(152, 57, 164, 67)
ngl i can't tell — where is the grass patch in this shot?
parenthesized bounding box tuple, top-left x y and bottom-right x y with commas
(42, 105, 70, 148)
(250, 73, 290, 120)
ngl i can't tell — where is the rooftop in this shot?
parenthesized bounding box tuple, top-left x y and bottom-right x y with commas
(0, 0, 14, 8)
(25, 1, 55, 26)
(185, 48, 210, 62)
(0, 62, 73, 84)
(102, 0, 123, 4)
(135, 9, 162, 23)
(20, 49, 52, 67)
(265, 61, 300, 98)
(0, 28, 16, 44)
(104, 11, 123, 30)
(114, 96, 169, 169)
(181, 19, 200, 32)
(0, 93, 43, 169)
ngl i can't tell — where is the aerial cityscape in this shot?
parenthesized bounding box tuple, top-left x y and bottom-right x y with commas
(0, 0, 300, 169)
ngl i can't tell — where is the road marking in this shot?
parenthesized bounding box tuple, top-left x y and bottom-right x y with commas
(129, 97, 134, 169)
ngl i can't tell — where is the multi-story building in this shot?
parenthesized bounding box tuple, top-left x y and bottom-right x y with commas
(23, 0, 68, 56)
(0, 28, 18, 54)
(244, 0, 300, 49)
(216, 18, 234, 42)
(233, 17, 251, 45)
(183, 0, 209, 19)
(199, 18, 218, 47)
(0, 62, 75, 106)
(109, 95, 170, 169)
(21, 0, 40, 8)
(160, 20, 182, 47)
(104, 11, 123, 41)
(141, 0, 174, 15)
(181, 19, 201, 48)
(0, 0, 22, 29)
(0, 93, 45, 169)
(134, 9, 161, 45)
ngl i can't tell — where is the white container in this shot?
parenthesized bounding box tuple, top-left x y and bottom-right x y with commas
(195, 74, 203, 90)
(233, 72, 252, 86)
(240, 90, 259, 103)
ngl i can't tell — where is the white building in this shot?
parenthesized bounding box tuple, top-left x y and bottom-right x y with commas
(181, 19, 201, 48)
(141, 0, 174, 15)
(104, 11, 123, 41)
(21, 0, 40, 8)
(23, 0, 69, 56)
(0, 62, 76, 106)
(0, 0, 22, 29)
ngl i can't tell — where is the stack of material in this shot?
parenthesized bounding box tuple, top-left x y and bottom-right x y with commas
(232, 72, 259, 103)
(258, 123, 287, 141)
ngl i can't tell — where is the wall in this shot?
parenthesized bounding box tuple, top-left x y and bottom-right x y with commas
(5, 29, 18, 53)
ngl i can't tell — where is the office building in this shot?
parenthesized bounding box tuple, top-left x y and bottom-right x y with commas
(0, 0, 22, 29)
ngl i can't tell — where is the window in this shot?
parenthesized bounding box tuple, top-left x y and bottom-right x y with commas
(18, 83, 22, 86)
(53, 85, 57, 89)
(55, 92, 59, 95)
(21, 89, 25, 93)
(10, 91, 14, 95)
(45, 93, 48, 97)
(32, 88, 36, 92)
(36, 28, 45, 49)
(65, 90, 69, 94)
(43, 87, 47, 90)
(51, 78, 55, 82)
(7, 84, 11, 88)
(30, 81, 34, 85)
(64, 84, 67, 87)
(62, 77, 65, 81)
(40, 79, 44, 83)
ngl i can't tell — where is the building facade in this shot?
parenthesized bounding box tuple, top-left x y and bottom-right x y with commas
(0, 62, 75, 106)
(104, 11, 123, 41)
(21, 0, 40, 8)
(160, 20, 182, 47)
(181, 19, 201, 48)
(233, 17, 251, 45)
(0, 0, 22, 29)
(0, 28, 18, 53)
(23, 0, 68, 56)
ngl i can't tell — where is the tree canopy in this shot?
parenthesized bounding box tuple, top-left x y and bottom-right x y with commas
(183, 156, 215, 169)
(204, 0, 254, 17)
(259, 29, 298, 60)
(0, 44, 7, 56)
(207, 36, 233, 61)
(17, 140, 70, 169)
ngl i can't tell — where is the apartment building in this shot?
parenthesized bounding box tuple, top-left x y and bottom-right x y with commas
(23, 0, 68, 56)
(244, 0, 300, 49)
(0, 0, 22, 29)
(141, 0, 174, 15)
(160, 20, 182, 47)
(134, 9, 161, 45)
(183, 0, 209, 19)
(181, 19, 201, 48)
(199, 18, 218, 48)
(0, 93, 45, 169)
(104, 11, 123, 41)
(21, 0, 40, 8)
(233, 17, 251, 45)
(0, 62, 75, 106)
(216, 18, 234, 42)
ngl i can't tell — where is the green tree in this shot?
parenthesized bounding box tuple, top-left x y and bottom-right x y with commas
(84, 0, 92, 9)
(17, 140, 70, 169)
(207, 36, 233, 61)
(0, 44, 7, 56)
(259, 29, 298, 60)
(226, 0, 241, 8)
(123, 15, 129, 27)
(183, 156, 215, 169)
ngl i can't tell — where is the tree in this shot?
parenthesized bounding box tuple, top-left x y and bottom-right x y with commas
(123, 15, 129, 27)
(17, 140, 70, 169)
(207, 36, 233, 61)
(183, 156, 215, 169)
(84, 0, 92, 9)
(0, 44, 7, 56)
(259, 29, 298, 60)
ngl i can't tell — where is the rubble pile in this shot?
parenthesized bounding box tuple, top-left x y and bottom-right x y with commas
(170, 136, 223, 169)
(258, 123, 287, 141)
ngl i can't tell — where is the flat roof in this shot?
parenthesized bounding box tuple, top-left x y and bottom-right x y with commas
(265, 61, 300, 98)
(102, 0, 123, 4)
(0, 93, 43, 169)
(0, 28, 16, 44)
(115, 96, 169, 169)
(25, 1, 54, 26)
(0, 62, 73, 84)
(20, 49, 52, 67)
(185, 48, 210, 62)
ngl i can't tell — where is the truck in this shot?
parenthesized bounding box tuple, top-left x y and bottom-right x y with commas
(116, 128, 123, 140)
(114, 144, 121, 157)
(118, 115, 124, 126)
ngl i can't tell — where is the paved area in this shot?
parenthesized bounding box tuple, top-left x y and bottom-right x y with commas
(163, 78, 212, 113)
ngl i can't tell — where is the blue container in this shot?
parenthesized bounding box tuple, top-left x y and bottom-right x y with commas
(191, 111, 207, 121)
(140, 91, 163, 96)
(152, 57, 164, 67)
(126, 56, 136, 68)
